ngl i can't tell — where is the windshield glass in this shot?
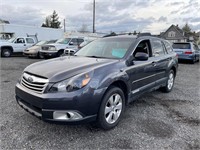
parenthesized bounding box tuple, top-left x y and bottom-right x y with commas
(36, 41, 47, 46)
(75, 38, 134, 59)
(8, 38, 16, 43)
(172, 43, 191, 49)
(56, 38, 71, 44)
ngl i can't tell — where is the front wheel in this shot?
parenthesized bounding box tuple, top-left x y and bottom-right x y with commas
(57, 51, 64, 57)
(161, 70, 175, 93)
(97, 86, 125, 130)
(1, 48, 12, 57)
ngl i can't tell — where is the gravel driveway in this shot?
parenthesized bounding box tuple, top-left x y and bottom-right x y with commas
(1, 57, 200, 150)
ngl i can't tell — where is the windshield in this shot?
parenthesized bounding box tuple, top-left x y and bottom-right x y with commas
(8, 38, 16, 43)
(75, 38, 134, 59)
(172, 43, 191, 49)
(56, 38, 71, 44)
(36, 41, 47, 46)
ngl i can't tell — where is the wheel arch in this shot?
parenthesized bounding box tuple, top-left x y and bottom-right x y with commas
(1, 46, 14, 52)
(170, 66, 177, 77)
(104, 80, 129, 105)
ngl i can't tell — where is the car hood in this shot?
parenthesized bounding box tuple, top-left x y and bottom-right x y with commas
(0, 41, 12, 46)
(24, 56, 118, 82)
(43, 43, 68, 50)
(27, 45, 40, 50)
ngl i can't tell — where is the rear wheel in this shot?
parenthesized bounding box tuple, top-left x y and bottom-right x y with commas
(161, 70, 175, 93)
(97, 86, 125, 130)
(1, 48, 12, 57)
(190, 59, 195, 64)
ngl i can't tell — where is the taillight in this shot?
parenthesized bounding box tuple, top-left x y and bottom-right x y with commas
(184, 51, 192, 54)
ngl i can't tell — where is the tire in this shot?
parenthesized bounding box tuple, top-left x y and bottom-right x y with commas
(161, 70, 175, 93)
(97, 86, 125, 130)
(1, 48, 12, 57)
(37, 52, 44, 59)
(57, 51, 63, 57)
(190, 57, 195, 64)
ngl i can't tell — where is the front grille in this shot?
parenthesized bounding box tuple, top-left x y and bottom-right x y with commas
(65, 49, 75, 55)
(21, 72, 49, 94)
(42, 46, 49, 50)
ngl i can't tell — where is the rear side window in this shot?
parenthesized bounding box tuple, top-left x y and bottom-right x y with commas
(164, 41, 173, 52)
(172, 43, 191, 49)
(71, 39, 78, 45)
(26, 38, 34, 44)
(152, 39, 166, 56)
(78, 39, 84, 45)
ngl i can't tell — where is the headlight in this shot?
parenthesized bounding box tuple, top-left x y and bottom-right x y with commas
(49, 71, 94, 93)
(49, 46, 56, 51)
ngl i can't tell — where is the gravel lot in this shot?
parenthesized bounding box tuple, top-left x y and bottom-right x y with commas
(1, 57, 200, 150)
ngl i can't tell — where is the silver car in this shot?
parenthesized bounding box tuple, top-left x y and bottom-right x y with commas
(172, 42, 200, 64)
(23, 40, 57, 58)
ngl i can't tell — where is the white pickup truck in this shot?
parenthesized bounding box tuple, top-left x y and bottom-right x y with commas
(0, 37, 37, 57)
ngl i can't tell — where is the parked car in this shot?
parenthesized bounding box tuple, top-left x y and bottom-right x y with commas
(172, 42, 200, 63)
(15, 35, 178, 130)
(0, 37, 37, 57)
(23, 40, 57, 58)
(64, 39, 95, 56)
(39, 37, 84, 58)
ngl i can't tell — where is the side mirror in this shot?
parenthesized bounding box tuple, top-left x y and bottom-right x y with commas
(135, 52, 148, 61)
(69, 42, 73, 45)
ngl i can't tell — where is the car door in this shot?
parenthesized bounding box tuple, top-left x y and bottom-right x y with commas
(13, 38, 26, 52)
(149, 38, 170, 85)
(126, 39, 157, 96)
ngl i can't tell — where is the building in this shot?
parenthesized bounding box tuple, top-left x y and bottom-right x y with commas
(160, 24, 188, 43)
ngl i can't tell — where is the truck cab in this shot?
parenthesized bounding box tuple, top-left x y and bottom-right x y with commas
(0, 37, 37, 57)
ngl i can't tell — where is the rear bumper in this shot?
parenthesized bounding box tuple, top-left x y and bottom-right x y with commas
(15, 83, 106, 124)
(177, 54, 194, 60)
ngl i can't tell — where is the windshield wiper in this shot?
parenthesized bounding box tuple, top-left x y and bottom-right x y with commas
(86, 55, 106, 58)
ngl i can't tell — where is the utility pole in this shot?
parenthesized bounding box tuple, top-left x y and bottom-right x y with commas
(64, 19, 66, 32)
(93, 0, 95, 33)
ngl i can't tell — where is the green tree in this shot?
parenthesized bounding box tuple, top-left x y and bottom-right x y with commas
(41, 16, 51, 27)
(41, 10, 61, 28)
(182, 23, 192, 34)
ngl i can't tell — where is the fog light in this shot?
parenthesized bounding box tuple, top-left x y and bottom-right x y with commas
(53, 111, 83, 120)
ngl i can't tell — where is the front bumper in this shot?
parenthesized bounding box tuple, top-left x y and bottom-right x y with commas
(15, 83, 106, 124)
(39, 50, 58, 57)
(23, 51, 38, 57)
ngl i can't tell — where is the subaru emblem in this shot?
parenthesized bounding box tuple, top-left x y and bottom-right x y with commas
(28, 76, 33, 82)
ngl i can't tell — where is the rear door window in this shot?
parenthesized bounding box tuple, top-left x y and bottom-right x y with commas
(71, 38, 78, 45)
(172, 43, 191, 49)
(164, 41, 173, 53)
(152, 39, 166, 56)
(77, 39, 84, 45)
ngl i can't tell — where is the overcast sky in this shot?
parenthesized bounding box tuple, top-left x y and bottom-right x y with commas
(0, 0, 200, 34)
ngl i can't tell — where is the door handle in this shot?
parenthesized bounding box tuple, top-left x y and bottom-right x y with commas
(152, 61, 157, 67)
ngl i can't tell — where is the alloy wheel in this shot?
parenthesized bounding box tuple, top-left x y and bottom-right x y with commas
(104, 93, 122, 124)
(167, 72, 174, 90)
